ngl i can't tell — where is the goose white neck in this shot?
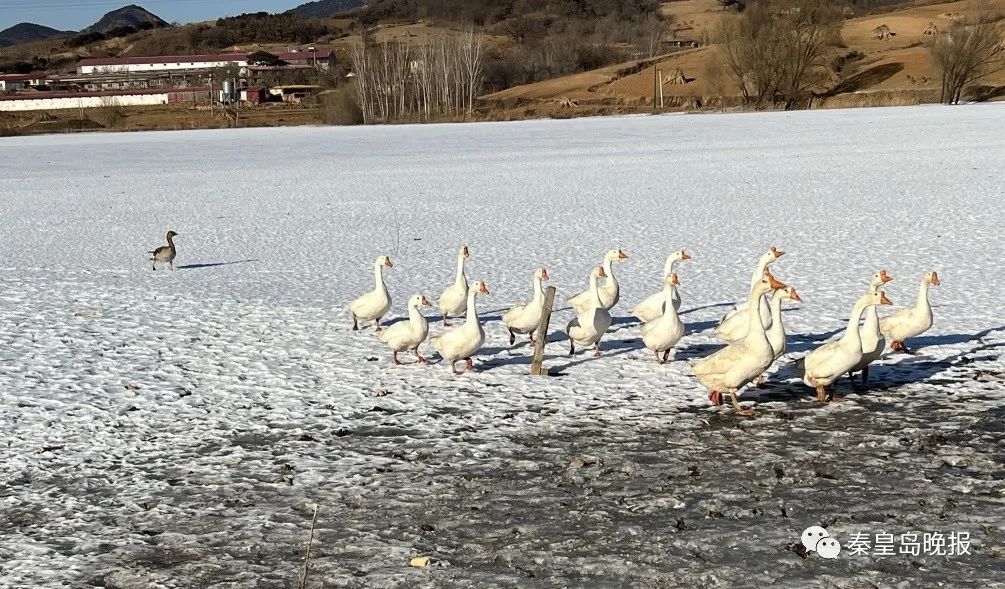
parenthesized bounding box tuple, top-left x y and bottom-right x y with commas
(915, 279, 931, 310)
(770, 290, 785, 323)
(841, 298, 871, 347)
(589, 274, 603, 308)
(408, 301, 425, 325)
(751, 253, 773, 288)
(663, 284, 679, 317)
(532, 275, 544, 303)
(373, 262, 387, 292)
(663, 256, 678, 279)
(455, 254, 467, 283)
(465, 289, 480, 324)
(602, 257, 615, 278)
(746, 286, 770, 334)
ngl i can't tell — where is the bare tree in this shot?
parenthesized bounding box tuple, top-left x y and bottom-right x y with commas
(718, 5, 786, 105)
(639, 14, 666, 58)
(348, 37, 371, 123)
(459, 28, 486, 114)
(716, 0, 842, 108)
(347, 29, 487, 123)
(930, 10, 1004, 104)
(777, 0, 843, 107)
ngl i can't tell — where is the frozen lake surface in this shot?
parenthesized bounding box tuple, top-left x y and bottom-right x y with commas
(1, 105, 1003, 588)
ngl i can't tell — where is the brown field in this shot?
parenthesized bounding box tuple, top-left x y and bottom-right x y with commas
(0, 103, 318, 136)
(482, 0, 1005, 117)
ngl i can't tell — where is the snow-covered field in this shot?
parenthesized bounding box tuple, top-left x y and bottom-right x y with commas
(1, 105, 1003, 588)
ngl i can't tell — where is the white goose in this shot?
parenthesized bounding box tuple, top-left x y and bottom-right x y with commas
(803, 290, 892, 402)
(502, 267, 550, 345)
(879, 271, 940, 354)
(431, 280, 489, 374)
(568, 249, 628, 313)
(437, 246, 470, 326)
(766, 285, 803, 360)
(377, 293, 431, 365)
(632, 250, 691, 323)
(715, 246, 785, 343)
(641, 273, 685, 364)
(847, 270, 894, 385)
(348, 255, 392, 331)
(692, 270, 786, 416)
(755, 285, 802, 387)
(567, 266, 612, 356)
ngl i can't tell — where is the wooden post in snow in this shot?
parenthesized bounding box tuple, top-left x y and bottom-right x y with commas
(658, 68, 664, 109)
(530, 286, 557, 376)
(653, 66, 658, 110)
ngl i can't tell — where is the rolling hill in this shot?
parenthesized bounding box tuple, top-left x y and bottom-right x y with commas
(289, 0, 368, 19)
(82, 4, 167, 34)
(0, 23, 72, 48)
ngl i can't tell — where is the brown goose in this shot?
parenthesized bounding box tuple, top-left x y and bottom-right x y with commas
(150, 231, 178, 270)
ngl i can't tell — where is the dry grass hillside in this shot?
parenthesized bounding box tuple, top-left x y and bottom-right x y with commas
(482, 0, 1005, 115)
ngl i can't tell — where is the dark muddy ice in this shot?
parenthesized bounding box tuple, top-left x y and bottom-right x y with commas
(3, 348, 1001, 589)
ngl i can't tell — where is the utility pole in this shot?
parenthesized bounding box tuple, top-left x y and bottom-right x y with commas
(653, 66, 658, 110)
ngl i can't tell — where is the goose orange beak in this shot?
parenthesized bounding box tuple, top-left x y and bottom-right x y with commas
(930, 272, 941, 286)
(618, 249, 629, 259)
(462, 246, 470, 258)
(880, 292, 893, 305)
(479, 282, 489, 295)
(541, 269, 550, 280)
(385, 258, 393, 268)
(420, 296, 431, 306)
(764, 269, 785, 289)
(598, 267, 608, 278)
(681, 251, 691, 260)
(880, 270, 893, 283)
(771, 246, 785, 258)
(671, 274, 680, 285)
(789, 288, 802, 302)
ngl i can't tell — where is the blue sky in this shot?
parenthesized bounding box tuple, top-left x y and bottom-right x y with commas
(1, 0, 304, 31)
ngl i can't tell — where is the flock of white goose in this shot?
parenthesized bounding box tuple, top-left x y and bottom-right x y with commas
(344, 244, 940, 415)
(147, 231, 941, 416)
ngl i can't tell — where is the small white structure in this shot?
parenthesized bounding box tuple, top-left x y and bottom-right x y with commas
(77, 54, 249, 75)
(0, 73, 47, 91)
(0, 90, 170, 112)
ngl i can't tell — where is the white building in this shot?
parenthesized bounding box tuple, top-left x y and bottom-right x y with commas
(77, 54, 249, 75)
(0, 88, 208, 112)
(0, 73, 47, 91)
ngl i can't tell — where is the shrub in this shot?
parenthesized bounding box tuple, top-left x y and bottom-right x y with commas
(317, 86, 364, 125)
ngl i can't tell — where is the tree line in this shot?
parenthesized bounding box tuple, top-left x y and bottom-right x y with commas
(347, 29, 485, 123)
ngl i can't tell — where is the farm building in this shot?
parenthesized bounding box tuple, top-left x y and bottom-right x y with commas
(241, 88, 266, 104)
(268, 85, 321, 104)
(274, 49, 335, 70)
(0, 88, 210, 111)
(77, 54, 249, 75)
(0, 73, 48, 92)
(76, 50, 335, 76)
